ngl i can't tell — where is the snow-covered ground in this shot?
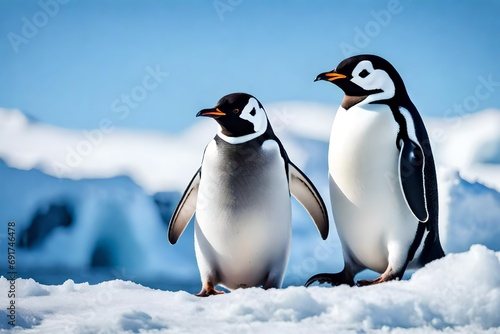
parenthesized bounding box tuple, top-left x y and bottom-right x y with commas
(1, 245, 499, 333)
(1, 105, 499, 332)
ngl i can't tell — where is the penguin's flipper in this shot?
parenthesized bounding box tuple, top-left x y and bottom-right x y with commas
(289, 162, 329, 239)
(398, 138, 429, 222)
(168, 168, 201, 244)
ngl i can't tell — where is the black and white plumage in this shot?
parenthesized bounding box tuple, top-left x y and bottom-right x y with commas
(306, 55, 445, 287)
(168, 93, 329, 296)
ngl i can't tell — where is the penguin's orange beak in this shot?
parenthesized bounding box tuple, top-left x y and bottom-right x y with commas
(315, 71, 347, 82)
(196, 107, 226, 118)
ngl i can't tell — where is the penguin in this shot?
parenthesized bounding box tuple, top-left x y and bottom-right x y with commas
(306, 55, 445, 287)
(168, 93, 329, 296)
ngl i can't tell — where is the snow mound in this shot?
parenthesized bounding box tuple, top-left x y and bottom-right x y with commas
(1, 245, 498, 333)
(438, 168, 500, 253)
(0, 104, 334, 194)
(2, 106, 499, 193)
(0, 108, 212, 193)
(427, 109, 500, 190)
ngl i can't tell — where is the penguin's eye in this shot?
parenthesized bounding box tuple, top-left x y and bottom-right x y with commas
(359, 69, 370, 78)
(249, 107, 256, 116)
(233, 108, 240, 114)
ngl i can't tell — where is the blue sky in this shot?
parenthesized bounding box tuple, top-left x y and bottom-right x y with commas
(1, 0, 499, 133)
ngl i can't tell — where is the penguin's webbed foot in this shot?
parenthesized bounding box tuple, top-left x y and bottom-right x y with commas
(357, 272, 399, 286)
(305, 272, 355, 287)
(195, 282, 224, 297)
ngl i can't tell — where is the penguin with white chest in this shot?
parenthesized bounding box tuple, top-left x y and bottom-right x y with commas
(169, 93, 329, 296)
(306, 55, 445, 287)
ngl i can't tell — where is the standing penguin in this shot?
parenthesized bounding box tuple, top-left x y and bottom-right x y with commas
(306, 55, 444, 287)
(169, 93, 329, 296)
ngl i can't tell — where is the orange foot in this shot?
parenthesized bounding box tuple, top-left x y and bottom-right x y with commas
(357, 273, 399, 286)
(195, 282, 224, 297)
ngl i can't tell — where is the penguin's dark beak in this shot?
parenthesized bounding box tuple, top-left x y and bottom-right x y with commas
(196, 107, 226, 118)
(315, 70, 347, 82)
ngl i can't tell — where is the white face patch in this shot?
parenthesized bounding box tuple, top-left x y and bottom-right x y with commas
(217, 97, 268, 144)
(350, 60, 395, 103)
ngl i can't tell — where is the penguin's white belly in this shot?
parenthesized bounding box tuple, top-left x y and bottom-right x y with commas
(329, 104, 417, 273)
(195, 140, 291, 289)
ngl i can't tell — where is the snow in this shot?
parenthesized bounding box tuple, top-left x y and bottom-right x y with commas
(437, 169, 500, 253)
(1, 105, 500, 332)
(1, 105, 499, 192)
(0, 103, 334, 193)
(426, 109, 500, 191)
(1, 245, 499, 333)
(0, 108, 211, 193)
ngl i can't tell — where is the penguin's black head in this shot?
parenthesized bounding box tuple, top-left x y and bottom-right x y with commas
(197, 93, 269, 140)
(315, 54, 409, 109)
